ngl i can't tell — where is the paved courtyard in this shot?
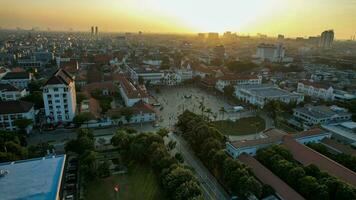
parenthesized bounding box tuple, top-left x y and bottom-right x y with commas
(150, 86, 254, 129)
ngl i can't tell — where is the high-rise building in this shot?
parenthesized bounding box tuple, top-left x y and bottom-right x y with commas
(207, 32, 219, 41)
(319, 30, 334, 49)
(43, 69, 76, 123)
(95, 26, 98, 35)
(213, 45, 225, 61)
(197, 33, 205, 40)
(277, 34, 284, 40)
(255, 43, 285, 62)
(91, 26, 94, 35)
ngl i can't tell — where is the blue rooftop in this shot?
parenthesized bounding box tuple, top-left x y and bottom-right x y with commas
(0, 155, 66, 200)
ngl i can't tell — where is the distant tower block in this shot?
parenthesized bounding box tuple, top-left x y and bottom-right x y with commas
(91, 26, 94, 35)
(95, 26, 98, 35)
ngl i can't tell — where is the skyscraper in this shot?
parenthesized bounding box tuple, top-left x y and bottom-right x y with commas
(319, 30, 334, 49)
(91, 26, 94, 35)
(95, 26, 98, 35)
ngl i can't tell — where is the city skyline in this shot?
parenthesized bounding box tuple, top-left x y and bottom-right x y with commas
(1, 0, 356, 39)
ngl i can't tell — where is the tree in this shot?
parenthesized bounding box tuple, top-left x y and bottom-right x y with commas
(175, 153, 184, 163)
(120, 107, 134, 123)
(174, 180, 202, 200)
(14, 119, 33, 131)
(98, 160, 111, 178)
(20, 91, 44, 109)
(73, 112, 94, 127)
(157, 128, 169, 138)
(111, 130, 131, 150)
(168, 140, 177, 150)
(138, 76, 144, 85)
(223, 85, 234, 98)
(28, 142, 54, 158)
(65, 129, 94, 155)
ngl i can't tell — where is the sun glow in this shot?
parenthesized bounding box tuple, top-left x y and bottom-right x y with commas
(1, 0, 356, 38)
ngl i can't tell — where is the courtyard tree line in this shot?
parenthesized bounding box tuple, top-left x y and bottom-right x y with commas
(256, 145, 356, 200)
(111, 129, 203, 200)
(177, 110, 268, 199)
(307, 143, 356, 173)
(0, 130, 53, 162)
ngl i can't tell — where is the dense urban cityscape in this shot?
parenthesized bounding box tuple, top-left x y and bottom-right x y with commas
(0, 1, 356, 200)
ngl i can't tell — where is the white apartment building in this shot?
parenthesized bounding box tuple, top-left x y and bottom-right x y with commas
(297, 80, 334, 101)
(43, 69, 76, 123)
(1, 72, 32, 89)
(0, 100, 35, 133)
(119, 77, 149, 107)
(235, 84, 304, 108)
(215, 74, 262, 92)
(255, 43, 285, 62)
(0, 83, 28, 101)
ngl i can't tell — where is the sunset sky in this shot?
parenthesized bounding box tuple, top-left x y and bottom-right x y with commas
(1, 0, 356, 39)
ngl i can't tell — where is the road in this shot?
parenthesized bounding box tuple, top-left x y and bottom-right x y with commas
(168, 133, 230, 200)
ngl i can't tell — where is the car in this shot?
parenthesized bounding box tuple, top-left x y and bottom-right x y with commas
(153, 123, 160, 127)
(65, 194, 74, 200)
(184, 94, 192, 98)
(233, 106, 244, 112)
(152, 103, 161, 106)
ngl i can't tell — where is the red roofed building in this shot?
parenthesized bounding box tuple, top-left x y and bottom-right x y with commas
(118, 77, 149, 107)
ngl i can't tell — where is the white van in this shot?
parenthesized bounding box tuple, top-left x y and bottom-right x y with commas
(233, 106, 244, 112)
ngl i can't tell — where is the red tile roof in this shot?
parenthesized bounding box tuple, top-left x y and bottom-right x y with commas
(239, 154, 305, 200)
(45, 69, 73, 86)
(119, 77, 148, 99)
(282, 136, 356, 186)
(299, 80, 330, 90)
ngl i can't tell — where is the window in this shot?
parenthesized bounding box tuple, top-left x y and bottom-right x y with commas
(64, 88, 68, 92)
(48, 100, 52, 105)
(47, 94, 52, 98)
(44, 88, 49, 93)
(63, 94, 67, 98)
(53, 88, 58, 92)
(55, 100, 60, 103)
(54, 94, 59, 98)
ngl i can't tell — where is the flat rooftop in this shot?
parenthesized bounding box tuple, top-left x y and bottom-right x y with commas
(0, 155, 66, 200)
(236, 84, 298, 97)
(294, 105, 350, 119)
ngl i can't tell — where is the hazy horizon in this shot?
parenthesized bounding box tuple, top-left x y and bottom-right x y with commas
(1, 0, 356, 39)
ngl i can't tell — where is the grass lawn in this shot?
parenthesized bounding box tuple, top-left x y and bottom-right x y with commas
(85, 163, 166, 200)
(211, 116, 266, 135)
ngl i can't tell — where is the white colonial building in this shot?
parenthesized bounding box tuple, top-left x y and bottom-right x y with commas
(0, 100, 35, 133)
(128, 65, 164, 85)
(293, 105, 352, 128)
(0, 72, 32, 89)
(297, 80, 334, 101)
(119, 77, 149, 107)
(215, 74, 262, 92)
(0, 83, 28, 101)
(43, 69, 77, 123)
(234, 84, 304, 108)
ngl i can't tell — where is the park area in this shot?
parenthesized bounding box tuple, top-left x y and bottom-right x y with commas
(211, 116, 266, 135)
(85, 164, 166, 200)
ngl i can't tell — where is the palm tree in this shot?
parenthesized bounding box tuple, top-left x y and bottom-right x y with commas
(199, 101, 205, 115)
(219, 106, 226, 120)
(205, 108, 212, 121)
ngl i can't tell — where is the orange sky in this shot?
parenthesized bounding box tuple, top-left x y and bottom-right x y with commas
(1, 0, 356, 39)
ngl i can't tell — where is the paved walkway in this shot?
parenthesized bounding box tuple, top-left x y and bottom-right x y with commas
(239, 154, 305, 200)
(169, 133, 230, 200)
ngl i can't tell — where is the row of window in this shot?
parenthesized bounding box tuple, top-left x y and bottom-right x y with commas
(44, 87, 69, 93)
